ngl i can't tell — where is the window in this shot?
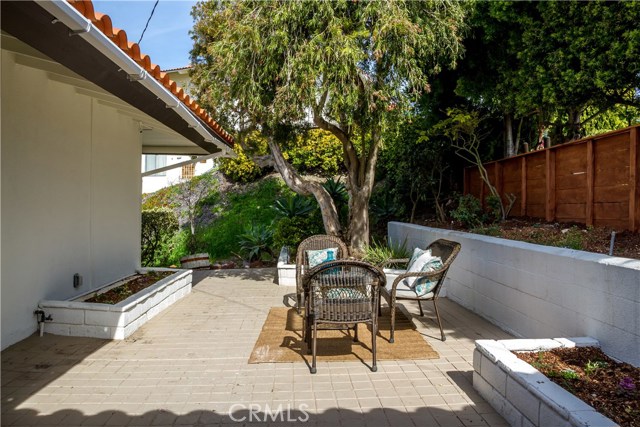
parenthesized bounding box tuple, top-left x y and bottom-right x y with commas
(181, 163, 195, 180)
(144, 155, 167, 176)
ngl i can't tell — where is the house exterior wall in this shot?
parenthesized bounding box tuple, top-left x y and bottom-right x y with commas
(1, 50, 142, 349)
(388, 222, 640, 367)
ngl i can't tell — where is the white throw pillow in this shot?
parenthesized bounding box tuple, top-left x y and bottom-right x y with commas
(407, 247, 431, 270)
(404, 251, 437, 289)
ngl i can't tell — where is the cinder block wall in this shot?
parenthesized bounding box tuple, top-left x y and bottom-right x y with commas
(388, 222, 640, 366)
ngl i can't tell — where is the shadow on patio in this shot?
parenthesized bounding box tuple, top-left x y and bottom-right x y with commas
(2, 269, 510, 426)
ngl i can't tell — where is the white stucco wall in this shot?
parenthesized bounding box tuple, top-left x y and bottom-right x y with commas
(388, 222, 640, 366)
(1, 49, 142, 349)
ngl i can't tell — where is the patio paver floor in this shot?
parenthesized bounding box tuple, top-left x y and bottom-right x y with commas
(2, 269, 512, 426)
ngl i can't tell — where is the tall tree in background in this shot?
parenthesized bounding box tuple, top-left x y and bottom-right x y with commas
(457, 1, 640, 151)
(190, 0, 468, 251)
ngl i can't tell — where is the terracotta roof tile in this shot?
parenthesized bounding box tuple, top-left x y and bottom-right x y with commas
(67, 0, 233, 147)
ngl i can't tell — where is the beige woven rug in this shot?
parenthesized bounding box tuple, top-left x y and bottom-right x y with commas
(248, 307, 439, 364)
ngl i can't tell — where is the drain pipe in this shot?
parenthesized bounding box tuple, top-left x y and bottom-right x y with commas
(34, 309, 53, 337)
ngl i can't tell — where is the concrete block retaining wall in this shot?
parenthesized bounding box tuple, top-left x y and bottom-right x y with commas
(388, 222, 640, 366)
(39, 269, 192, 340)
(474, 338, 616, 427)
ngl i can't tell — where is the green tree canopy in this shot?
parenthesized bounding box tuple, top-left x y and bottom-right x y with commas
(190, 0, 469, 250)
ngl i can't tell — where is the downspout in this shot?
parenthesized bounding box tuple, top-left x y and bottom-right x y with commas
(37, 0, 229, 152)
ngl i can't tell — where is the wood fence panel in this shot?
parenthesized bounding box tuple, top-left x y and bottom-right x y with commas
(463, 125, 640, 231)
(502, 159, 523, 216)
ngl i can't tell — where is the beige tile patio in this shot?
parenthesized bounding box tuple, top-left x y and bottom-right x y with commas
(2, 268, 511, 426)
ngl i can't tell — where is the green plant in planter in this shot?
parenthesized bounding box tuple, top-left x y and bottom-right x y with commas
(362, 238, 411, 267)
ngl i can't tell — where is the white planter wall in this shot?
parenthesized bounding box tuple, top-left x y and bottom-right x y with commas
(388, 222, 640, 366)
(277, 246, 296, 287)
(39, 269, 191, 340)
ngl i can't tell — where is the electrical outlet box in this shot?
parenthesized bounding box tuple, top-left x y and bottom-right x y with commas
(73, 273, 82, 288)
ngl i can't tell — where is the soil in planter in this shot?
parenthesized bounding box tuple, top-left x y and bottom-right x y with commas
(419, 217, 640, 260)
(85, 271, 174, 305)
(516, 347, 640, 427)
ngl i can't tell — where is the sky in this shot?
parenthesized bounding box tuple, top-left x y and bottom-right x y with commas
(92, 0, 198, 70)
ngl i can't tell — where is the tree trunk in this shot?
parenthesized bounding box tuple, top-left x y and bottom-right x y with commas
(267, 139, 341, 236)
(504, 113, 515, 157)
(348, 189, 370, 255)
(567, 108, 583, 141)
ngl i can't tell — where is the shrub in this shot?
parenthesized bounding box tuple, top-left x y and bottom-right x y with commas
(283, 129, 343, 176)
(451, 194, 483, 228)
(219, 144, 266, 183)
(273, 214, 324, 255)
(141, 209, 179, 266)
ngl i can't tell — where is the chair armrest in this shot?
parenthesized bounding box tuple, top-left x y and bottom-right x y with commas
(387, 266, 449, 294)
(382, 258, 410, 268)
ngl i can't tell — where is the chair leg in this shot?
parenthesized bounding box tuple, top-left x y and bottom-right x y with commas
(389, 300, 396, 344)
(371, 320, 377, 372)
(353, 324, 359, 342)
(417, 300, 424, 316)
(310, 319, 317, 374)
(433, 300, 446, 341)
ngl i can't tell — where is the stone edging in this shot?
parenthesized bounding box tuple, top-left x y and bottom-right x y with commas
(473, 337, 618, 427)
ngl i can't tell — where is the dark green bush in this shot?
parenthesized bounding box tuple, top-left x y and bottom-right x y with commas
(141, 209, 179, 266)
(273, 214, 324, 255)
(451, 194, 483, 228)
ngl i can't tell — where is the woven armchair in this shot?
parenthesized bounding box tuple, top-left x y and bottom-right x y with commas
(303, 260, 386, 374)
(380, 239, 461, 343)
(295, 234, 348, 315)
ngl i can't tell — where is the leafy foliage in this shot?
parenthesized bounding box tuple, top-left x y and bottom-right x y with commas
(219, 144, 266, 184)
(362, 239, 411, 267)
(283, 129, 344, 177)
(273, 194, 317, 219)
(198, 178, 287, 260)
(451, 194, 484, 229)
(238, 224, 275, 262)
(141, 209, 179, 267)
(190, 0, 470, 250)
(272, 214, 324, 256)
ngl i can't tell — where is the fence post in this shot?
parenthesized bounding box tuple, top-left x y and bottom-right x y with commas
(546, 149, 556, 222)
(630, 127, 639, 232)
(586, 140, 594, 227)
(520, 157, 527, 216)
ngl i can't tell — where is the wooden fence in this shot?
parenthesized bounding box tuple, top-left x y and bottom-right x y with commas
(464, 125, 640, 231)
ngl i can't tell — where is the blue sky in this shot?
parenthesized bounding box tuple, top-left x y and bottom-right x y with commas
(92, 0, 198, 70)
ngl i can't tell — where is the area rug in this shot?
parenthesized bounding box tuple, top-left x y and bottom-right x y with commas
(248, 307, 439, 364)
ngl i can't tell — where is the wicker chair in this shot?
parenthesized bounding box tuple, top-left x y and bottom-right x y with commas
(303, 260, 386, 374)
(295, 235, 349, 315)
(380, 239, 461, 343)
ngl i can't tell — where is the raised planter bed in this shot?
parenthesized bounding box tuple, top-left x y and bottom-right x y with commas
(39, 268, 192, 340)
(473, 337, 617, 427)
(277, 246, 296, 286)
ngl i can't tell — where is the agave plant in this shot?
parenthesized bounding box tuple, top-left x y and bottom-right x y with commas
(273, 194, 316, 218)
(362, 238, 410, 267)
(238, 224, 275, 262)
(322, 177, 348, 205)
